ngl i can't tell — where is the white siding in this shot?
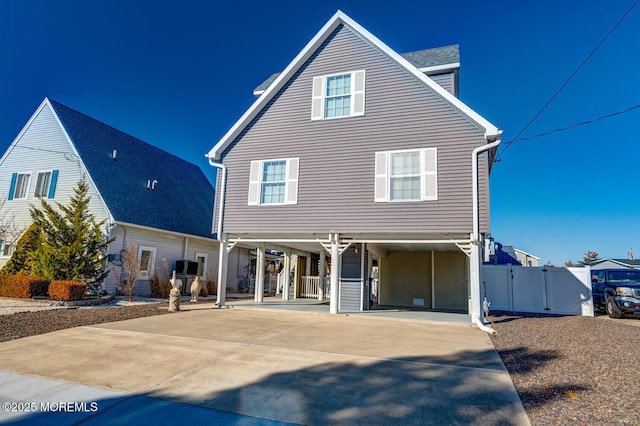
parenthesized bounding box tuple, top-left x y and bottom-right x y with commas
(0, 102, 110, 264)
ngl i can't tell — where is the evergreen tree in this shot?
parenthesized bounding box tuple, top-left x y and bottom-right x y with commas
(28, 180, 114, 291)
(0, 222, 41, 275)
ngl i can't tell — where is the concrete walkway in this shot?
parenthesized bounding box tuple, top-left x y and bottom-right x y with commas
(0, 303, 529, 425)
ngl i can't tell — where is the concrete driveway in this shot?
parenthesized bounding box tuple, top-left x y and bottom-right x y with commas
(0, 304, 529, 425)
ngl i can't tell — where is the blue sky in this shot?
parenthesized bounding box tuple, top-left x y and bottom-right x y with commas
(1, 0, 639, 265)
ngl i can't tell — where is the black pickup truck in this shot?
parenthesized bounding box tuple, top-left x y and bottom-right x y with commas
(592, 269, 640, 318)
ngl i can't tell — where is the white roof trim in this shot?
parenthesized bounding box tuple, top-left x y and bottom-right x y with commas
(418, 62, 460, 74)
(513, 248, 540, 260)
(207, 10, 500, 161)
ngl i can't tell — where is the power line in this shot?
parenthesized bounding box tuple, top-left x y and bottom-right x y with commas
(500, 104, 640, 145)
(497, 0, 640, 159)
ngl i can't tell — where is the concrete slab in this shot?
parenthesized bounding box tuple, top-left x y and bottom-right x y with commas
(0, 305, 529, 425)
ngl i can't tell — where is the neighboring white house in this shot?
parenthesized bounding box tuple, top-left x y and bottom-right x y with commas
(513, 248, 540, 267)
(0, 98, 249, 295)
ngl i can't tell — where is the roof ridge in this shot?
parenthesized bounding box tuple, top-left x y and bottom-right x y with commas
(48, 99, 196, 168)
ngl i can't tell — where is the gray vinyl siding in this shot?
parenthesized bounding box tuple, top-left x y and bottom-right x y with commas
(428, 73, 455, 96)
(221, 25, 491, 236)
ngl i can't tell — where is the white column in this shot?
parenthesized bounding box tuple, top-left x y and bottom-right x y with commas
(282, 253, 290, 301)
(255, 246, 265, 303)
(469, 233, 481, 323)
(216, 236, 229, 307)
(330, 233, 340, 314)
(318, 250, 326, 301)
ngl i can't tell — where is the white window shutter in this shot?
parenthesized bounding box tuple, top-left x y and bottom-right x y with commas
(352, 70, 365, 116)
(311, 76, 324, 120)
(285, 158, 299, 204)
(248, 160, 261, 205)
(422, 148, 438, 201)
(374, 151, 388, 202)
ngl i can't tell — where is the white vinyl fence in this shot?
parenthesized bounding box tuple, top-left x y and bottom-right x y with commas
(482, 265, 594, 316)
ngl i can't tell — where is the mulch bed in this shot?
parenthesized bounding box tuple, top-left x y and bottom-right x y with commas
(488, 311, 640, 425)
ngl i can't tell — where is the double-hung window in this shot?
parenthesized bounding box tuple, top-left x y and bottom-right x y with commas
(8, 170, 58, 200)
(34, 171, 52, 197)
(375, 148, 438, 202)
(311, 70, 365, 120)
(138, 246, 156, 279)
(248, 158, 299, 206)
(8, 173, 31, 200)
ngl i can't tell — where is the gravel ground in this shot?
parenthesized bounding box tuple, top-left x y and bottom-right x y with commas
(488, 311, 640, 425)
(1, 299, 639, 424)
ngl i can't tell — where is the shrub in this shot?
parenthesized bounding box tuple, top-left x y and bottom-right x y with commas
(150, 275, 171, 298)
(0, 275, 49, 298)
(205, 278, 217, 295)
(48, 280, 86, 301)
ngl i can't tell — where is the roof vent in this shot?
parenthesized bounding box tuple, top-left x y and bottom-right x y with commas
(112, 150, 117, 161)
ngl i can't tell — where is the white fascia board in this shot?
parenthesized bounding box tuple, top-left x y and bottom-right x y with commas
(335, 13, 500, 139)
(46, 98, 116, 226)
(207, 10, 500, 161)
(418, 62, 460, 74)
(513, 248, 541, 260)
(208, 12, 346, 161)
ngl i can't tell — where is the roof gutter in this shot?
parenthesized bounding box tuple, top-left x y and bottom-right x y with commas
(207, 157, 226, 240)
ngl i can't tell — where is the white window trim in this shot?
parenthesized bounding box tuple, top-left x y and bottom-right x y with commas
(374, 148, 438, 203)
(248, 158, 299, 206)
(34, 170, 53, 198)
(311, 70, 365, 120)
(13, 172, 32, 200)
(137, 246, 156, 279)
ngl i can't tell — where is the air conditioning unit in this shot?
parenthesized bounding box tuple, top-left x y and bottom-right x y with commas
(175, 260, 199, 275)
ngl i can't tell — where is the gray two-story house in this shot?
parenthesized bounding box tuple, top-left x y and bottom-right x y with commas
(207, 11, 501, 327)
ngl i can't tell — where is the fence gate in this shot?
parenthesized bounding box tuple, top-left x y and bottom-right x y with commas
(482, 265, 594, 316)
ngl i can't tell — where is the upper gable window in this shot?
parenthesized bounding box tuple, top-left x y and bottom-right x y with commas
(8, 170, 58, 200)
(10, 173, 31, 200)
(248, 158, 299, 206)
(375, 148, 438, 202)
(311, 70, 365, 120)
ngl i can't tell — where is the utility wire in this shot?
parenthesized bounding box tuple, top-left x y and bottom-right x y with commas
(497, 0, 640, 159)
(501, 104, 640, 144)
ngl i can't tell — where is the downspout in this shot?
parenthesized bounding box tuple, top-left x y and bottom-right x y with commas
(207, 158, 227, 240)
(471, 132, 502, 334)
(208, 157, 228, 306)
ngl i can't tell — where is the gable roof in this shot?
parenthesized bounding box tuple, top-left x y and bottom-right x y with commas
(208, 10, 500, 161)
(253, 45, 460, 96)
(47, 99, 215, 239)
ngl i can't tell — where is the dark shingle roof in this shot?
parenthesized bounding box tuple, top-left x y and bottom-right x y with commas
(253, 45, 460, 95)
(49, 100, 215, 239)
(400, 44, 459, 69)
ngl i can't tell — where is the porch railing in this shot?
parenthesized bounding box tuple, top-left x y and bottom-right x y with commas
(300, 276, 320, 298)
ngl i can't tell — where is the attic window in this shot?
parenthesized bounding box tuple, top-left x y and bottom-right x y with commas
(311, 70, 365, 120)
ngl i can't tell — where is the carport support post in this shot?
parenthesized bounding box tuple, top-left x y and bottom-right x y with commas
(318, 250, 326, 301)
(216, 235, 228, 307)
(255, 246, 265, 303)
(282, 252, 290, 301)
(330, 233, 340, 314)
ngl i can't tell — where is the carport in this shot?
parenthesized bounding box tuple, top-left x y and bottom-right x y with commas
(215, 232, 482, 323)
